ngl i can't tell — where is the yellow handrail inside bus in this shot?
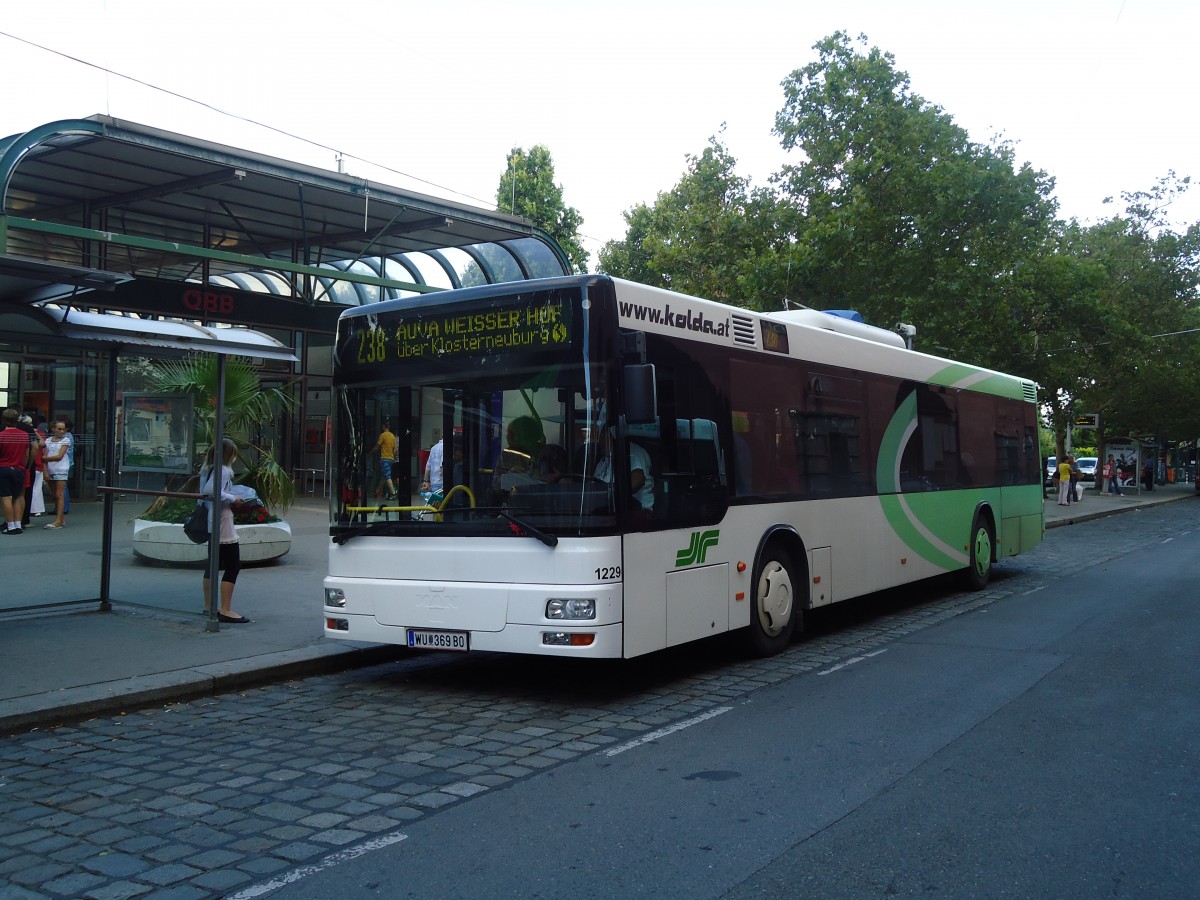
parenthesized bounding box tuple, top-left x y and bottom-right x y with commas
(436, 484, 476, 510)
(344, 484, 477, 521)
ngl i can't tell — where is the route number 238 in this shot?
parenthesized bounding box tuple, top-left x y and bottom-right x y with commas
(358, 328, 388, 364)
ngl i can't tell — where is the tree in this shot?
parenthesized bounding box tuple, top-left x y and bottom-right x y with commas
(1069, 179, 1200, 446)
(771, 32, 1058, 362)
(599, 134, 785, 308)
(496, 145, 588, 274)
(593, 31, 1200, 461)
(1006, 232, 1111, 457)
(1023, 175, 1200, 458)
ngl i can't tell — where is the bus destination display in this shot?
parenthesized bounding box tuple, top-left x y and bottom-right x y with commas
(353, 295, 571, 367)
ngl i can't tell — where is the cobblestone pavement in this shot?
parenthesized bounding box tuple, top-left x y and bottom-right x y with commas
(3, 502, 1198, 899)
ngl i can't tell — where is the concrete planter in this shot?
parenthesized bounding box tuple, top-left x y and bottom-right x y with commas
(132, 518, 292, 565)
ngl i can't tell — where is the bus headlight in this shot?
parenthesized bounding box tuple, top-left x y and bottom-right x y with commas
(546, 598, 595, 620)
(325, 588, 347, 608)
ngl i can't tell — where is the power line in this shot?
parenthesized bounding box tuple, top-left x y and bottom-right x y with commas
(2, 29, 618, 259)
(0, 29, 497, 208)
(1043, 326, 1200, 356)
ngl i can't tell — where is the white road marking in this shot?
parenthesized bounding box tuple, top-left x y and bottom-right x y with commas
(605, 706, 733, 757)
(228, 831, 409, 899)
(818, 648, 888, 676)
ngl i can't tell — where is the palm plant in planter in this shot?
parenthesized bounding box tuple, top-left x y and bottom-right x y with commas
(140, 355, 297, 518)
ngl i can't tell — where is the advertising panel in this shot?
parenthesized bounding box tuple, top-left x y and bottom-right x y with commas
(121, 392, 194, 474)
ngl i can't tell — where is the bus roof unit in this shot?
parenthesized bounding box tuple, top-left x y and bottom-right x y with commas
(764, 309, 907, 349)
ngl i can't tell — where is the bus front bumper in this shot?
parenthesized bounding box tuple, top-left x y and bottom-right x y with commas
(322, 613, 625, 658)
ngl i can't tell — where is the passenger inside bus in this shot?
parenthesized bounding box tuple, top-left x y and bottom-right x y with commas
(491, 415, 545, 501)
(594, 426, 655, 516)
(536, 443, 568, 483)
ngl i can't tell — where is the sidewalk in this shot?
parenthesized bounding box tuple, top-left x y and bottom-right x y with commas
(1043, 478, 1194, 529)
(0, 496, 403, 735)
(1, 484, 1194, 735)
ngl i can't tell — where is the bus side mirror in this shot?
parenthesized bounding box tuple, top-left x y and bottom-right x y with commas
(624, 364, 657, 425)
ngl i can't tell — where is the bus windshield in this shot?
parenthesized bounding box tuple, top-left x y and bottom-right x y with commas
(330, 283, 624, 538)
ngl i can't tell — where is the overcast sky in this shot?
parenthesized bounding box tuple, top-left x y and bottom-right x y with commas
(2, 0, 1197, 265)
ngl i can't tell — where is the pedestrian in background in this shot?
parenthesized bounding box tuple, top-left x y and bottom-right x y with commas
(1, 408, 33, 534)
(16, 414, 40, 528)
(43, 419, 72, 529)
(421, 429, 444, 497)
(1104, 454, 1123, 496)
(1057, 455, 1073, 506)
(1069, 456, 1082, 503)
(29, 417, 47, 517)
(369, 422, 398, 500)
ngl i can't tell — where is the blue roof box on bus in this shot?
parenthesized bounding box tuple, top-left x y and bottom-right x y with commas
(764, 307, 907, 349)
(821, 309, 865, 322)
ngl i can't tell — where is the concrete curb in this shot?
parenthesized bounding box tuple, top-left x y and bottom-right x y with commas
(1045, 491, 1193, 529)
(0, 642, 404, 735)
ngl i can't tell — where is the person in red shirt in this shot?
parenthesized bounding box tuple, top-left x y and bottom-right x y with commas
(0, 408, 34, 534)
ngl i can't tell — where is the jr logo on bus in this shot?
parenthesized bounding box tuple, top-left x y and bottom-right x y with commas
(676, 530, 719, 567)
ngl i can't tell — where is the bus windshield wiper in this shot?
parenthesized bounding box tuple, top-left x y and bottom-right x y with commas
(496, 511, 559, 548)
(425, 505, 559, 548)
(331, 522, 396, 545)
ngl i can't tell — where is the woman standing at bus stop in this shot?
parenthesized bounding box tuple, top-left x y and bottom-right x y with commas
(200, 438, 250, 624)
(1105, 454, 1124, 496)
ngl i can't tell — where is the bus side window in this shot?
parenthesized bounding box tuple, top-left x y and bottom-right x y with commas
(645, 337, 729, 527)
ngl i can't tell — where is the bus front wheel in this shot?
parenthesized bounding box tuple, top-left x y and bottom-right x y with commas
(745, 546, 799, 657)
(963, 514, 994, 591)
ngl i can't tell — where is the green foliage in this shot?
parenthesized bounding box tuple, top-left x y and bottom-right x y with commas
(771, 32, 1058, 361)
(599, 134, 786, 309)
(1049, 181, 1200, 451)
(594, 29, 1200, 452)
(497, 145, 589, 274)
(147, 355, 298, 514)
(139, 496, 280, 526)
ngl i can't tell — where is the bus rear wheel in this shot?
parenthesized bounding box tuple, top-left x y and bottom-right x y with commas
(745, 546, 799, 657)
(963, 515, 994, 591)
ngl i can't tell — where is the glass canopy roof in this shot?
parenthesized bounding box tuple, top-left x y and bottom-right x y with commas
(0, 115, 572, 316)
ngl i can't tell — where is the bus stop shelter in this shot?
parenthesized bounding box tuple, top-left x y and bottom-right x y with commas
(0, 115, 570, 619)
(5, 307, 296, 626)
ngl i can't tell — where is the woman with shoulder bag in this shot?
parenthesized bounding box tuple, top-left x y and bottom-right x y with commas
(200, 438, 252, 624)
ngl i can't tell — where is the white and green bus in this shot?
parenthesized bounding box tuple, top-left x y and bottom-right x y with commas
(324, 275, 1043, 658)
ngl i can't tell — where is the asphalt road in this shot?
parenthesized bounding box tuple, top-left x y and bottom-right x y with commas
(3, 501, 1198, 899)
(266, 504, 1200, 899)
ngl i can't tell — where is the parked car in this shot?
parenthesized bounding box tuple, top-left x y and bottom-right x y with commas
(1076, 457, 1098, 483)
(1044, 455, 1095, 493)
